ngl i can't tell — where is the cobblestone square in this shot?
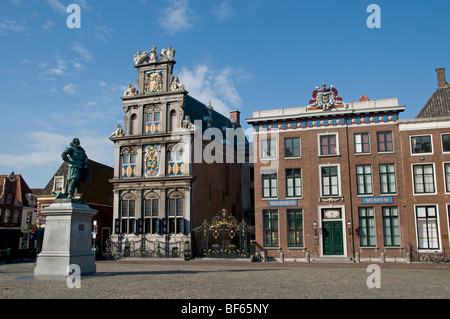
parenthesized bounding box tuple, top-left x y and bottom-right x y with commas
(1, 259, 449, 300)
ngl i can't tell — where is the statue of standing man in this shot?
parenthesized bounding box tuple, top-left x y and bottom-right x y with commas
(60, 138, 90, 199)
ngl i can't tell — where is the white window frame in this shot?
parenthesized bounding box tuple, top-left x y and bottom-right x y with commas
(441, 133, 450, 154)
(410, 134, 434, 156)
(260, 138, 277, 160)
(412, 163, 437, 196)
(414, 204, 441, 251)
(354, 132, 371, 155)
(284, 137, 301, 159)
(319, 164, 341, 197)
(356, 165, 374, 196)
(53, 176, 65, 193)
(318, 133, 339, 157)
(443, 162, 450, 194)
(376, 131, 395, 153)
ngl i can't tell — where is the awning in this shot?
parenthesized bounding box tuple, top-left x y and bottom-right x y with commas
(0, 229, 24, 239)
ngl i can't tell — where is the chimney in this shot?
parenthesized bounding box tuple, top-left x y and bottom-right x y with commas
(230, 110, 241, 127)
(436, 68, 447, 88)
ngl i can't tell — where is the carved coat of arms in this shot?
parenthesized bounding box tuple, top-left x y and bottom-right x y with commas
(144, 145, 160, 177)
(308, 84, 343, 110)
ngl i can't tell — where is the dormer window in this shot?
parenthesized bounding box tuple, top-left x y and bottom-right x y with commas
(53, 176, 64, 192)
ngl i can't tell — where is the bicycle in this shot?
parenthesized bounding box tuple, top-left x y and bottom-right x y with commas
(420, 250, 446, 263)
(433, 250, 446, 263)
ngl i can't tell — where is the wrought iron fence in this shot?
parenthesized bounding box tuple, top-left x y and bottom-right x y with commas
(103, 235, 190, 259)
(194, 209, 255, 258)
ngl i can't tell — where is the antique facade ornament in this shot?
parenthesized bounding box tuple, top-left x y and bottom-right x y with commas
(359, 95, 370, 101)
(144, 145, 160, 177)
(182, 115, 195, 131)
(308, 84, 343, 110)
(160, 46, 176, 61)
(144, 71, 163, 93)
(110, 124, 124, 138)
(134, 50, 149, 65)
(149, 46, 158, 62)
(170, 76, 185, 91)
(124, 83, 137, 97)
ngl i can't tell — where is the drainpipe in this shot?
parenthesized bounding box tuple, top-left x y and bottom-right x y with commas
(345, 117, 356, 261)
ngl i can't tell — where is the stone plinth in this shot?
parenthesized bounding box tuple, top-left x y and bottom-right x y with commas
(34, 198, 97, 279)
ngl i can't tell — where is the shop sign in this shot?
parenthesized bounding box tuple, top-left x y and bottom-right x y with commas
(361, 196, 393, 204)
(268, 199, 298, 207)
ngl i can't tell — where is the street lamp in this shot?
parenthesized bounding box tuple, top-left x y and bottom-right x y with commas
(313, 221, 318, 236)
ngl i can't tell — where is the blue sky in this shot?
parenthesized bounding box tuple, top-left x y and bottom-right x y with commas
(1, 0, 449, 188)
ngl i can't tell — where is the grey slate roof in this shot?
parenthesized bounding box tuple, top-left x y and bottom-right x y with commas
(416, 87, 450, 118)
(184, 95, 235, 133)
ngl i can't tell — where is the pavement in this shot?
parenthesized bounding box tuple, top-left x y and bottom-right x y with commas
(1, 257, 449, 301)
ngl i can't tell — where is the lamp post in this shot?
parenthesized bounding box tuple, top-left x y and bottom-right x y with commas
(313, 221, 318, 236)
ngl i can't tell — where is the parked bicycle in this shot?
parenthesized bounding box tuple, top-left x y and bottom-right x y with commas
(420, 249, 446, 263)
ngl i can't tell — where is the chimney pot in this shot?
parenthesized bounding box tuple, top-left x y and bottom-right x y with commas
(436, 68, 447, 88)
(230, 110, 241, 127)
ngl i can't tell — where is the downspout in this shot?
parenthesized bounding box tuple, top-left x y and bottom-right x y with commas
(345, 115, 356, 260)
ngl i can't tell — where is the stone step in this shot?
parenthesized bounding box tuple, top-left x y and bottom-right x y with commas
(311, 258, 353, 263)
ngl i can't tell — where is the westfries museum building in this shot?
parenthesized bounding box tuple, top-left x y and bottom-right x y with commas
(246, 68, 450, 262)
(108, 46, 253, 258)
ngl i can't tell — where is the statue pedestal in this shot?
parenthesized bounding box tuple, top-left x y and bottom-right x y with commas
(34, 199, 97, 279)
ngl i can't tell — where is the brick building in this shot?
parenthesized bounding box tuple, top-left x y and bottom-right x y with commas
(398, 68, 450, 259)
(0, 172, 37, 259)
(247, 84, 408, 261)
(109, 46, 251, 258)
(36, 159, 114, 255)
(247, 69, 450, 262)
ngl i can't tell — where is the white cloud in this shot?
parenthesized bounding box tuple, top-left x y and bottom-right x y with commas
(0, 18, 27, 36)
(47, 0, 92, 16)
(0, 131, 113, 170)
(95, 24, 114, 42)
(8, 0, 22, 5)
(62, 83, 76, 94)
(178, 64, 244, 116)
(70, 41, 94, 63)
(46, 0, 66, 15)
(48, 68, 64, 75)
(212, 1, 234, 22)
(42, 20, 55, 31)
(159, 0, 194, 35)
(0, 131, 69, 170)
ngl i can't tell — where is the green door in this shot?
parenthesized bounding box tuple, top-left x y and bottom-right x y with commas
(322, 221, 344, 255)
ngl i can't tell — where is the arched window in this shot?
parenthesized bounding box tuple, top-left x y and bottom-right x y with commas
(121, 148, 137, 178)
(130, 113, 138, 135)
(143, 191, 159, 234)
(167, 191, 184, 234)
(170, 110, 177, 131)
(120, 193, 136, 234)
(167, 144, 184, 176)
(145, 109, 161, 134)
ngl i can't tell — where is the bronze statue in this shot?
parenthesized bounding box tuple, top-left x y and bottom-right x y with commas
(60, 138, 90, 199)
